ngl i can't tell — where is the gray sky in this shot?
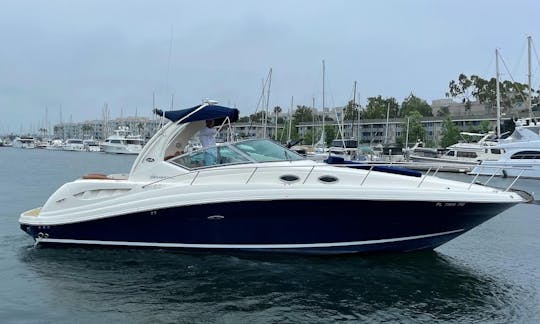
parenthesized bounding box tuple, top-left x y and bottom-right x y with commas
(0, 0, 538, 134)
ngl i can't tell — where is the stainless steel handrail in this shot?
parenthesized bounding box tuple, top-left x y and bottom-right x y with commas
(140, 161, 530, 192)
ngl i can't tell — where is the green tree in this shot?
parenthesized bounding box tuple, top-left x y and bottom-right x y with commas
(446, 73, 473, 112)
(343, 100, 360, 120)
(439, 117, 460, 148)
(436, 106, 450, 117)
(400, 93, 433, 117)
(448, 73, 538, 114)
(293, 105, 314, 123)
(362, 96, 399, 119)
(303, 129, 314, 146)
(400, 111, 426, 145)
(81, 124, 93, 138)
(480, 120, 492, 134)
(324, 125, 336, 146)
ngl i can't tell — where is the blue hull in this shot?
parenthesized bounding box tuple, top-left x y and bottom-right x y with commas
(20, 199, 514, 254)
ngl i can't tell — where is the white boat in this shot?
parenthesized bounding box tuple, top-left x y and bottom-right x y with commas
(12, 136, 36, 149)
(19, 102, 534, 254)
(63, 139, 85, 152)
(497, 117, 540, 150)
(409, 132, 504, 166)
(101, 126, 144, 155)
(83, 139, 101, 152)
(45, 139, 65, 151)
(469, 148, 540, 179)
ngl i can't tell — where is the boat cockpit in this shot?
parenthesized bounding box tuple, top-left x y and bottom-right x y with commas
(167, 139, 305, 170)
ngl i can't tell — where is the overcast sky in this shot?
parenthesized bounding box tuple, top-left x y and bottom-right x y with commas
(0, 0, 538, 133)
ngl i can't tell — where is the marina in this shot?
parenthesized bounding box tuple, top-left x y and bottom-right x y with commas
(1, 1, 538, 322)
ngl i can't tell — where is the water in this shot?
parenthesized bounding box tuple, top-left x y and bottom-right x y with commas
(1, 148, 539, 323)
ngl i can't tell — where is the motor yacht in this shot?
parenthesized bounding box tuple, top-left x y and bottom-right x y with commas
(83, 139, 101, 152)
(469, 148, 540, 179)
(101, 126, 144, 155)
(12, 136, 36, 149)
(496, 117, 540, 150)
(409, 132, 504, 166)
(19, 102, 534, 254)
(63, 139, 85, 151)
(45, 139, 65, 151)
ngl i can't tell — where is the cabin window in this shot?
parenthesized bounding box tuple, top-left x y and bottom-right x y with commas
(490, 148, 503, 154)
(169, 145, 249, 169)
(510, 151, 540, 159)
(111, 140, 122, 144)
(456, 151, 477, 158)
(280, 175, 300, 183)
(319, 175, 338, 183)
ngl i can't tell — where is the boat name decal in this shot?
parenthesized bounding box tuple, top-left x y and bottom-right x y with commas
(435, 202, 466, 207)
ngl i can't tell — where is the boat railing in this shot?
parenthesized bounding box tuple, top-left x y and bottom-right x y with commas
(141, 162, 526, 192)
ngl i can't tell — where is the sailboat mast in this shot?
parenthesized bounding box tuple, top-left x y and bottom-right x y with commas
(384, 102, 390, 144)
(288, 96, 293, 142)
(527, 35, 533, 119)
(496, 48, 501, 138)
(353, 81, 359, 142)
(312, 97, 315, 146)
(322, 60, 326, 145)
(265, 68, 272, 139)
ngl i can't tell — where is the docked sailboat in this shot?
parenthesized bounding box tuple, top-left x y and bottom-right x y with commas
(19, 101, 534, 254)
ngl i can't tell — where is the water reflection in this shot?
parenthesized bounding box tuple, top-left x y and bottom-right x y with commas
(19, 247, 530, 323)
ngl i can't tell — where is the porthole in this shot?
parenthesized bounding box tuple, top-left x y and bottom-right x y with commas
(280, 174, 300, 183)
(319, 175, 338, 183)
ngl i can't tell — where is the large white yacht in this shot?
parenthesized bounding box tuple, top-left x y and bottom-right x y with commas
(101, 126, 144, 155)
(409, 132, 504, 166)
(12, 136, 36, 149)
(63, 139, 85, 151)
(19, 102, 534, 254)
(470, 148, 540, 179)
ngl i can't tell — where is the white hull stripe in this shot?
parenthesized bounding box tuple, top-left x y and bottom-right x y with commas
(36, 229, 464, 249)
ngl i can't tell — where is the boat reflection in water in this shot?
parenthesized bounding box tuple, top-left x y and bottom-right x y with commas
(19, 101, 534, 254)
(20, 248, 529, 322)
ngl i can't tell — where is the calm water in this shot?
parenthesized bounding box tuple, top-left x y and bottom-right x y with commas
(1, 148, 539, 323)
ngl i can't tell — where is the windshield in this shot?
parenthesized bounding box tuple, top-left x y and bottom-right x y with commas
(233, 139, 304, 162)
(169, 139, 304, 169)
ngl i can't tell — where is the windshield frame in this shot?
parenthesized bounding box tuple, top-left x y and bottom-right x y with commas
(168, 139, 305, 170)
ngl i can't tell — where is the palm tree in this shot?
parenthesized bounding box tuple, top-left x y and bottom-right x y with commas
(137, 122, 144, 136)
(81, 124, 93, 139)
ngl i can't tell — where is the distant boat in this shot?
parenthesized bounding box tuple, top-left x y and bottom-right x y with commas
(470, 148, 540, 179)
(409, 132, 503, 166)
(83, 139, 101, 152)
(12, 136, 36, 149)
(45, 139, 65, 151)
(101, 126, 144, 155)
(63, 139, 85, 152)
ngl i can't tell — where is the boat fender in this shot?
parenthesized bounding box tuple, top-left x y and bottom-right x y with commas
(501, 169, 507, 178)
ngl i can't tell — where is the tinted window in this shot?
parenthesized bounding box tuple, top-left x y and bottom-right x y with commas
(510, 151, 540, 159)
(233, 140, 304, 162)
